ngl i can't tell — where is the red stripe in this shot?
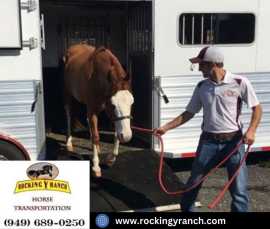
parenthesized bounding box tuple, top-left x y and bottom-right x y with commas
(181, 152, 196, 158)
(260, 146, 270, 151)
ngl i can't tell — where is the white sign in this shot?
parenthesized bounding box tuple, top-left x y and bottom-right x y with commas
(0, 161, 89, 229)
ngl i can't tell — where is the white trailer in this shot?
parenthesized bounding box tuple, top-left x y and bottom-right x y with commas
(0, 0, 269, 160)
(153, 0, 270, 157)
(0, 0, 45, 160)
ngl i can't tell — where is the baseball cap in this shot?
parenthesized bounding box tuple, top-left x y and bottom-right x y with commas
(189, 46, 224, 64)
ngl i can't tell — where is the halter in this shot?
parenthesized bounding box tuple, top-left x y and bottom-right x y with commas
(112, 115, 133, 122)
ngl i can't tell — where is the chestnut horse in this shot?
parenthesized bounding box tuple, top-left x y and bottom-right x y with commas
(63, 44, 134, 177)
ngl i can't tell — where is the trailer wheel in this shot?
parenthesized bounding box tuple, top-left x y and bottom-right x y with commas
(0, 140, 28, 160)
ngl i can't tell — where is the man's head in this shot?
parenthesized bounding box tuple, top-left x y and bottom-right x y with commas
(189, 46, 224, 79)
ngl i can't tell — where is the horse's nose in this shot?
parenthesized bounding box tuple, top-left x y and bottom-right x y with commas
(119, 132, 132, 143)
(119, 134, 124, 143)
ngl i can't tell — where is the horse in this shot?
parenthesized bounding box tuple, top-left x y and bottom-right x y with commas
(28, 165, 53, 179)
(63, 44, 134, 177)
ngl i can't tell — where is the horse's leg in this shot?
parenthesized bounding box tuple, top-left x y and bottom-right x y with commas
(87, 118, 101, 154)
(105, 132, 119, 167)
(88, 112, 101, 177)
(64, 89, 74, 152)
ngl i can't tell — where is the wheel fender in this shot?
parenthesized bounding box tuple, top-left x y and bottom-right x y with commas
(0, 134, 30, 160)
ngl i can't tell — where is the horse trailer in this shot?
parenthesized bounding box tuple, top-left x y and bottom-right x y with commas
(0, 0, 270, 160)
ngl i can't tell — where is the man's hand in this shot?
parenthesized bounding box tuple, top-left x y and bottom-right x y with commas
(243, 129, 255, 145)
(153, 127, 167, 136)
(244, 104, 262, 145)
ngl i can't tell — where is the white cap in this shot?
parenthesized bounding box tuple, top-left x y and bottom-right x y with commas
(189, 46, 224, 64)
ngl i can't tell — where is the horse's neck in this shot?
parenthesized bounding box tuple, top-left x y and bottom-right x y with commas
(90, 72, 112, 99)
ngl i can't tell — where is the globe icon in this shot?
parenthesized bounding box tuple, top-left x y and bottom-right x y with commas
(95, 214, 110, 228)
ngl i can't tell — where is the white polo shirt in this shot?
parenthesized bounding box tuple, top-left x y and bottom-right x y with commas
(186, 71, 260, 133)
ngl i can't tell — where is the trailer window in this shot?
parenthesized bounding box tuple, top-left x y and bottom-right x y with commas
(179, 13, 255, 45)
(0, 0, 22, 49)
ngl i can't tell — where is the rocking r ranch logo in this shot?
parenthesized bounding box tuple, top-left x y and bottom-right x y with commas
(14, 163, 71, 194)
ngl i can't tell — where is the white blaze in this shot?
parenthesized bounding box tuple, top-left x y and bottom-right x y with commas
(111, 90, 134, 142)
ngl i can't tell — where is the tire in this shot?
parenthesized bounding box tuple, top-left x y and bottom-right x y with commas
(0, 140, 27, 160)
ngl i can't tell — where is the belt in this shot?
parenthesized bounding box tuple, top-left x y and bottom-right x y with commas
(201, 130, 242, 142)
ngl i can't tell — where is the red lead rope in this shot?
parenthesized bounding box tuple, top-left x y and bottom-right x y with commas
(131, 126, 251, 209)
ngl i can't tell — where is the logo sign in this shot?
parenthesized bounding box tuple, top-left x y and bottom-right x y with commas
(14, 162, 71, 193)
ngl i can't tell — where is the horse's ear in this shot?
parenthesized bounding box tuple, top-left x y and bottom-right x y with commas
(121, 65, 130, 81)
(124, 72, 131, 81)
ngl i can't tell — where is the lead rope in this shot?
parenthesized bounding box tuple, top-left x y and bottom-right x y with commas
(208, 144, 251, 209)
(131, 126, 251, 209)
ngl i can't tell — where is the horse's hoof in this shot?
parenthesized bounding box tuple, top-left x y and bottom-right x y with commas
(105, 154, 116, 167)
(92, 170, 102, 178)
(106, 160, 115, 167)
(66, 145, 74, 152)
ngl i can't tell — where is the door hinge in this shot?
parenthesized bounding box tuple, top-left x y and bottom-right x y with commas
(40, 14, 46, 50)
(23, 37, 38, 50)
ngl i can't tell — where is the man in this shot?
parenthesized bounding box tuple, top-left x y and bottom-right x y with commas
(154, 46, 262, 212)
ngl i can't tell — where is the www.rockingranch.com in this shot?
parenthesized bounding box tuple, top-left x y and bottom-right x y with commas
(114, 216, 226, 227)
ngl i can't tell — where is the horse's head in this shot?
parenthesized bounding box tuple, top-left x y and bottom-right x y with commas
(110, 89, 134, 143)
(107, 66, 134, 143)
(93, 47, 134, 143)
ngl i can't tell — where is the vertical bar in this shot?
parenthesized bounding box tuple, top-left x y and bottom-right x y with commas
(125, 2, 129, 67)
(87, 17, 90, 44)
(135, 7, 138, 52)
(78, 16, 82, 43)
(64, 19, 68, 51)
(102, 22, 105, 47)
(192, 15, 195, 44)
(143, 4, 146, 52)
(149, 3, 152, 52)
(210, 14, 213, 32)
(128, 9, 131, 54)
(132, 10, 135, 53)
(139, 5, 142, 52)
(201, 15, 204, 44)
(131, 9, 134, 52)
(137, 6, 139, 52)
(136, 6, 142, 52)
(210, 14, 213, 43)
(182, 15, 185, 45)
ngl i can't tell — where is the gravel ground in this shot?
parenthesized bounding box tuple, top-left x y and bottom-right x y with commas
(169, 154, 270, 212)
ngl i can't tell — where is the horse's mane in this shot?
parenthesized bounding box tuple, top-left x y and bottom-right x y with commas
(92, 46, 127, 80)
(92, 46, 107, 59)
(87, 45, 131, 95)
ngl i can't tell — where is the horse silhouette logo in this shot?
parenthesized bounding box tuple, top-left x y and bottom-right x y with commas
(26, 162, 59, 180)
(15, 163, 70, 193)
